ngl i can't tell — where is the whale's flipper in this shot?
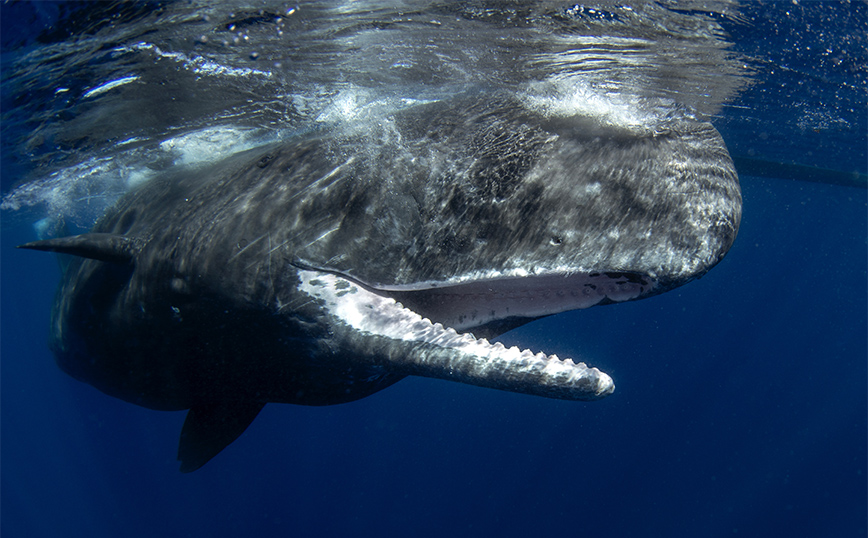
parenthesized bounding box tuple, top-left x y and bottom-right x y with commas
(178, 400, 266, 473)
(17, 233, 144, 264)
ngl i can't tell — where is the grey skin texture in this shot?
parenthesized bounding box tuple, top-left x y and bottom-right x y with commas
(19, 92, 741, 471)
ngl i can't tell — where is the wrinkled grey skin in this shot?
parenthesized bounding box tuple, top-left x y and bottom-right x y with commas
(20, 91, 741, 471)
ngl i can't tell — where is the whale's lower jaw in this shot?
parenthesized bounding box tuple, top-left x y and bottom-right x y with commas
(296, 269, 640, 401)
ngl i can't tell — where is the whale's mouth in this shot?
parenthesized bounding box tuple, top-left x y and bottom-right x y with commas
(297, 268, 658, 400)
(381, 271, 656, 338)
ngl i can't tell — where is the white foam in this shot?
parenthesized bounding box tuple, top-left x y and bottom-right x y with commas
(119, 42, 271, 78)
(521, 76, 661, 135)
(2, 125, 270, 230)
(82, 75, 140, 99)
(159, 126, 261, 166)
(313, 86, 437, 125)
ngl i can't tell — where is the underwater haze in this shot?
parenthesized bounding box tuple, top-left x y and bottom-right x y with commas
(1, 1, 866, 537)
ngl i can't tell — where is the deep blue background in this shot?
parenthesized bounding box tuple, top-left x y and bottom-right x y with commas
(2, 2, 866, 537)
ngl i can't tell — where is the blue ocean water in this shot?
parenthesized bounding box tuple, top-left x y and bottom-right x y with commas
(2, 2, 866, 537)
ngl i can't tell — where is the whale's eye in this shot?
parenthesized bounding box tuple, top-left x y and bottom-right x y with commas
(118, 209, 137, 234)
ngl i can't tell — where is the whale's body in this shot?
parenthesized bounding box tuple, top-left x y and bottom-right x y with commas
(21, 91, 741, 471)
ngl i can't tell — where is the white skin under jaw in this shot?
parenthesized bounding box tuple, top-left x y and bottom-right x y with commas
(297, 269, 616, 400)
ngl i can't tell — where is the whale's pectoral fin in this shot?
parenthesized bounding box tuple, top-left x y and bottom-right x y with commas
(177, 400, 266, 473)
(17, 233, 144, 264)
